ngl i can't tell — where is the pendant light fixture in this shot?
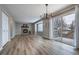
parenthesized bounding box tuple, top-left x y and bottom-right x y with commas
(45, 4, 48, 19)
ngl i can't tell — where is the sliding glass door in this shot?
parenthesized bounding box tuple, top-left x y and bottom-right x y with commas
(62, 14, 75, 46)
(53, 17, 62, 42)
(53, 13, 75, 46)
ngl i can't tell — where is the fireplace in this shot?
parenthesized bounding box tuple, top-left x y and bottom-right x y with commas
(21, 24, 31, 35)
(23, 29, 28, 33)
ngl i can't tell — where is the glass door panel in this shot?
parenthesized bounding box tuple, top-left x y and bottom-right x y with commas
(62, 14, 75, 46)
(53, 17, 62, 42)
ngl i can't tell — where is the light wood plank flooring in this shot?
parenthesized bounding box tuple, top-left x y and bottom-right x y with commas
(0, 35, 79, 55)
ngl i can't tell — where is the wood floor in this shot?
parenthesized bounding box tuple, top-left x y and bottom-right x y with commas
(0, 35, 79, 55)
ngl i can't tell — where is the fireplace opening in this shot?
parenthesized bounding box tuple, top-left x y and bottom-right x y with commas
(23, 29, 28, 33)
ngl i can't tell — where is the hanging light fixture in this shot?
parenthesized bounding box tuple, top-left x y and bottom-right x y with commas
(45, 4, 48, 19)
(40, 4, 48, 19)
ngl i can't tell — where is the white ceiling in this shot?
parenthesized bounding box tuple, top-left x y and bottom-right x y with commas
(2, 4, 70, 23)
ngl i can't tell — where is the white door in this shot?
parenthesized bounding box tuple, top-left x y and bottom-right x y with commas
(2, 12, 9, 46)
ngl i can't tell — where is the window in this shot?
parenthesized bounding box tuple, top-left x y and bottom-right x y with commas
(2, 12, 9, 46)
(63, 14, 75, 26)
(37, 23, 43, 32)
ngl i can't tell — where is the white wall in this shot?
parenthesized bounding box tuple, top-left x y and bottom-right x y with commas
(49, 18, 53, 39)
(35, 24, 37, 34)
(9, 16, 16, 38)
(15, 23, 22, 35)
(43, 19, 49, 39)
